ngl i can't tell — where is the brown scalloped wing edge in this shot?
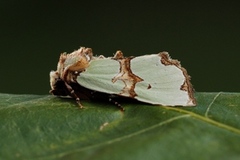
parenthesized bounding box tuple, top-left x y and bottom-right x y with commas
(159, 52, 196, 106)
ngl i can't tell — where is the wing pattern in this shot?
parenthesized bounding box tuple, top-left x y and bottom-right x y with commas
(78, 50, 196, 106)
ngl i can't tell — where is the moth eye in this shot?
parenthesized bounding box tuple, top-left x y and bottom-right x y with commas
(74, 71, 79, 75)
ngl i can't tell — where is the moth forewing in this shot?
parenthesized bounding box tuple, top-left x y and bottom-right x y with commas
(77, 51, 196, 106)
(130, 53, 195, 106)
(78, 58, 125, 94)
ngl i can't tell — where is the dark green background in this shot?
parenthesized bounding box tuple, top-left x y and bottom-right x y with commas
(0, 1, 239, 94)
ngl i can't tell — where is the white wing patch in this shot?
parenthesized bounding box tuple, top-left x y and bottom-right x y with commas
(79, 58, 125, 94)
(131, 54, 192, 106)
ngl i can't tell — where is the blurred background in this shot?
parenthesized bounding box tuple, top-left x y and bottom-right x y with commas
(0, 1, 239, 94)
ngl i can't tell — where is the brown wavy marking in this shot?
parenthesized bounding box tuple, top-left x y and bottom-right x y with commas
(112, 51, 143, 98)
(159, 52, 196, 105)
(147, 84, 152, 89)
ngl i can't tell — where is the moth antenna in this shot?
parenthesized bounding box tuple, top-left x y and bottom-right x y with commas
(108, 98, 125, 112)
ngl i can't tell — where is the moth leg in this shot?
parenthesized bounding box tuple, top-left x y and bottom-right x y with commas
(64, 82, 84, 108)
(108, 97, 125, 112)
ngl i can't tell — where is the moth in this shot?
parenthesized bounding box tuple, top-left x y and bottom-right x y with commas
(50, 47, 196, 110)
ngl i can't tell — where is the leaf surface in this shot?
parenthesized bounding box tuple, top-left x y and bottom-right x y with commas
(0, 92, 240, 160)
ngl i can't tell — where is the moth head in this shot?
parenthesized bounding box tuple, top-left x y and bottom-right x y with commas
(56, 47, 93, 83)
(49, 71, 60, 90)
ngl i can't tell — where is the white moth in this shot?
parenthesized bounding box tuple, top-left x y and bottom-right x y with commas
(50, 47, 196, 109)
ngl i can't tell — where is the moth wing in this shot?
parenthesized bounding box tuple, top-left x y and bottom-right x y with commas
(78, 58, 125, 94)
(131, 54, 195, 106)
(78, 54, 195, 106)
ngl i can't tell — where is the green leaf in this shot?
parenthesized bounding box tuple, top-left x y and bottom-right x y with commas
(0, 92, 240, 160)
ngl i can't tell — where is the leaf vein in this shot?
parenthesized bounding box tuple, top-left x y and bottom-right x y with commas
(205, 92, 222, 117)
(162, 106, 240, 135)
